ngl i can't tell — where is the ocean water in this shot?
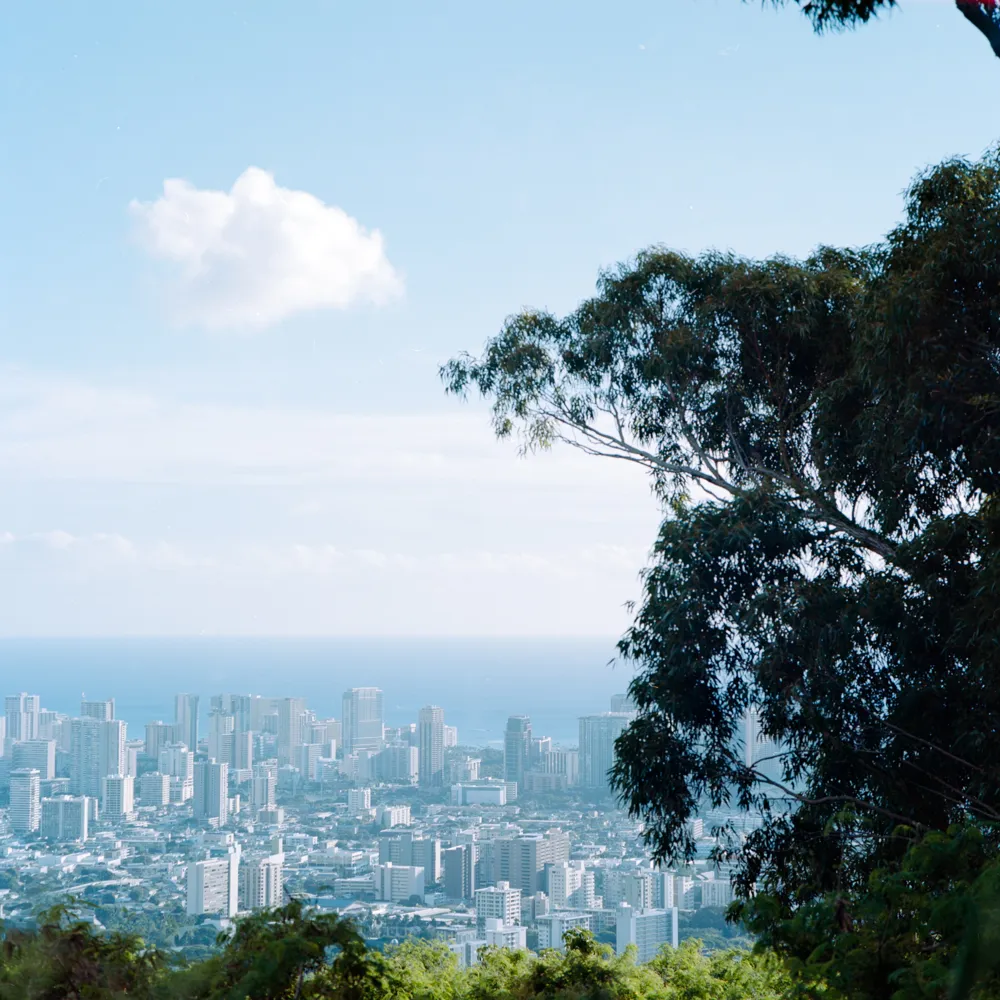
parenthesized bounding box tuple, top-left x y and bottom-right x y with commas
(0, 637, 634, 748)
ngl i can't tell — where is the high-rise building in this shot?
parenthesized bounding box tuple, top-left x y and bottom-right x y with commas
(615, 904, 677, 962)
(443, 725, 458, 748)
(578, 713, 632, 790)
(374, 863, 425, 903)
(211, 694, 253, 734)
(494, 830, 571, 895)
(144, 721, 175, 760)
(99, 720, 127, 788)
(547, 861, 596, 909)
(418, 705, 445, 787)
(475, 881, 521, 932)
(208, 710, 236, 765)
(377, 744, 419, 784)
(159, 743, 195, 802)
(12, 739, 56, 780)
(503, 716, 532, 788)
(443, 844, 476, 901)
(610, 693, 637, 715)
(187, 851, 240, 917)
(412, 837, 442, 883)
(139, 772, 171, 806)
(744, 706, 783, 782)
(251, 763, 277, 811)
(69, 717, 102, 797)
(241, 855, 283, 910)
(194, 760, 229, 826)
(5, 693, 40, 742)
(277, 697, 306, 767)
(347, 787, 371, 812)
(40, 795, 90, 842)
(101, 774, 134, 821)
(80, 698, 115, 721)
(342, 688, 383, 754)
(174, 693, 200, 752)
(537, 912, 594, 952)
(10, 767, 41, 833)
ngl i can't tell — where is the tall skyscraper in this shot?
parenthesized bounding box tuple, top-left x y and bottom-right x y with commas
(99, 719, 127, 783)
(211, 694, 253, 733)
(241, 855, 283, 910)
(101, 774, 134, 821)
(12, 739, 56, 780)
(579, 713, 632, 790)
(504, 716, 532, 788)
(174, 693, 200, 751)
(144, 721, 174, 760)
(160, 743, 195, 802)
(10, 767, 41, 833)
(80, 698, 115, 721)
(187, 851, 240, 917)
(342, 688, 383, 754)
(251, 763, 277, 811)
(443, 844, 476, 901)
(277, 697, 306, 766)
(418, 705, 445, 787)
(194, 759, 229, 826)
(208, 710, 236, 764)
(69, 717, 102, 797)
(5, 693, 40, 742)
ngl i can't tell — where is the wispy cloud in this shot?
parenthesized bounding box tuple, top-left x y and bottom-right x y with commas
(130, 167, 402, 330)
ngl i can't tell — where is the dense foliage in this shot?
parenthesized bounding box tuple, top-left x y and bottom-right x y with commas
(0, 902, 791, 1000)
(444, 147, 1000, 996)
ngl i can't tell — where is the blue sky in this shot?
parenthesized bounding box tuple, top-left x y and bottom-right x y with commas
(0, 0, 996, 635)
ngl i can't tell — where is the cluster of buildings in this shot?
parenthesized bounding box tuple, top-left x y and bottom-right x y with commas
(0, 687, 775, 963)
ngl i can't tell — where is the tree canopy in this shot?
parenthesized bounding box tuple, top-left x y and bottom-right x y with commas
(443, 146, 1000, 989)
(0, 904, 790, 1000)
(770, 1, 1000, 60)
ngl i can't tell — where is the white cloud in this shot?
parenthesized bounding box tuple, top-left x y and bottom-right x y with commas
(129, 167, 402, 329)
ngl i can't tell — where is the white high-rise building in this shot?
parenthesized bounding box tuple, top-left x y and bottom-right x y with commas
(145, 721, 175, 760)
(80, 698, 115, 721)
(174, 693, 200, 753)
(251, 763, 277, 811)
(208, 711, 236, 765)
(241, 855, 283, 910)
(443, 725, 458, 748)
(377, 744, 419, 785)
(99, 720, 127, 787)
(194, 759, 229, 826)
(342, 688, 383, 754)
(12, 739, 56, 780)
(159, 743, 195, 802)
(101, 774, 134, 821)
(374, 862, 425, 903)
(536, 912, 593, 951)
(484, 918, 527, 950)
(187, 851, 240, 917)
(5, 693, 40, 742)
(277, 697, 306, 767)
(347, 787, 372, 812)
(547, 861, 596, 909)
(139, 772, 171, 806)
(10, 767, 41, 833)
(578, 713, 632, 790)
(615, 904, 677, 963)
(475, 881, 521, 931)
(418, 705, 445, 787)
(503, 716, 531, 788)
(40, 795, 90, 842)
